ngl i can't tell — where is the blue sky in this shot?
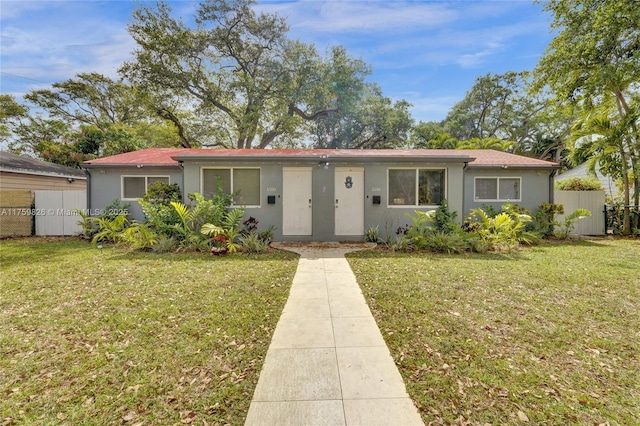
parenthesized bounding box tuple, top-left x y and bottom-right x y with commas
(1, 0, 554, 123)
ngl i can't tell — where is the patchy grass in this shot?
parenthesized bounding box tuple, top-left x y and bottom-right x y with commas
(0, 237, 298, 425)
(347, 239, 640, 425)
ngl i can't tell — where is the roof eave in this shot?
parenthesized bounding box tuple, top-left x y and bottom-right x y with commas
(171, 153, 475, 163)
(1, 167, 88, 179)
(82, 162, 181, 168)
(466, 164, 560, 170)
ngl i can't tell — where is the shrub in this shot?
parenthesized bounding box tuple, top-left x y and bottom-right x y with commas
(76, 210, 98, 239)
(92, 215, 128, 245)
(533, 203, 564, 236)
(466, 208, 539, 251)
(143, 181, 181, 205)
(238, 232, 271, 254)
(201, 208, 245, 254)
(237, 217, 275, 253)
(555, 177, 604, 191)
(422, 231, 467, 254)
(364, 225, 381, 243)
(433, 199, 459, 233)
(151, 236, 178, 253)
(119, 222, 159, 250)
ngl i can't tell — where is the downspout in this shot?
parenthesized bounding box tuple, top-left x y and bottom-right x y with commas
(462, 161, 469, 219)
(548, 168, 557, 204)
(178, 161, 185, 203)
(83, 167, 91, 214)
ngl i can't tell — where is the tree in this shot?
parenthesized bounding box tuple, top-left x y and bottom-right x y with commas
(443, 72, 529, 141)
(24, 73, 147, 129)
(571, 97, 639, 234)
(0, 95, 28, 145)
(438, 71, 573, 158)
(533, 0, 640, 234)
(309, 84, 413, 149)
(121, 0, 373, 149)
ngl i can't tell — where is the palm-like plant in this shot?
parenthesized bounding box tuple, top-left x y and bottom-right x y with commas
(92, 215, 128, 244)
(571, 98, 638, 235)
(201, 208, 245, 253)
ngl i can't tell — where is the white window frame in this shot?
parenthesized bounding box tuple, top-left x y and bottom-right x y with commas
(121, 175, 170, 201)
(474, 177, 522, 202)
(200, 167, 261, 208)
(387, 168, 446, 207)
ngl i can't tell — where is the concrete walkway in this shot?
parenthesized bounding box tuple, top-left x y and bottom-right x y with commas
(245, 243, 424, 426)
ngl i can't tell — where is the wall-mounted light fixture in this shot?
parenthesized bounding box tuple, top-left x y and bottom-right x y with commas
(318, 161, 329, 169)
(67, 178, 75, 184)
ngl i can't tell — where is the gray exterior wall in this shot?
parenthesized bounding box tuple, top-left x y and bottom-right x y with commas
(87, 160, 554, 241)
(463, 168, 554, 215)
(87, 166, 183, 220)
(182, 159, 465, 242)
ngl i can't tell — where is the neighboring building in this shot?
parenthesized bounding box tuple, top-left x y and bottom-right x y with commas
(83, 148, 558, 241)
(556, 162, 619, 198)
(0, 151, 87, 191)
(0, 152, 87, 237)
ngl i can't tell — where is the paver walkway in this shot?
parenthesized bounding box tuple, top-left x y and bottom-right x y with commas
(245, 243, 424, 426)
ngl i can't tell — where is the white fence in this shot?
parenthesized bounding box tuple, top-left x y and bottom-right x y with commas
(554, 190, 605, 235)
(34, 190, 86, 236)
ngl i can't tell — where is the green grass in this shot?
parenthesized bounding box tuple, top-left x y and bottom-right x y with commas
(347, 239, 640, 425)
(0, 237, 298, 425)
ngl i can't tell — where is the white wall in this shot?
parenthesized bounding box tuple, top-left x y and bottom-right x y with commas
(554, 190, 606, 235)
(35, 190, 86, 236)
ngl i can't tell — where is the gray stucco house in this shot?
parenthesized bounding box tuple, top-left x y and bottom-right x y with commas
(82, 148, 558, 241)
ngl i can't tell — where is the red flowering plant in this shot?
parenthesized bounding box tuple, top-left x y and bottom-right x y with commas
(210, 234, 229, 255)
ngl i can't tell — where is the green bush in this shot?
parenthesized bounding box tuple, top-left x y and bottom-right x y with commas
(422, 231, 468, 254)
(555, 177, 604, 191)
(92, 215, 128, 245)
(144, 181, 181, 205)
(533, 203, 564, 236)
(466, 208, 539, 251)
(119, 222, 159, 250)
(201, 208, 245, 254)
(238, 232, 271, 254)
(364, 225, 381, 243)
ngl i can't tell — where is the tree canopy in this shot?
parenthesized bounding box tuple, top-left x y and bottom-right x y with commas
(533, 0, 639, 234)
(121, 0, 394, 149)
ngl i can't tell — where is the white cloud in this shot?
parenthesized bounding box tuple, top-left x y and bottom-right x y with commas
(0, 0, 56, 20)
(259, 1, 458, 34)
(395, 92, 461, 123)
(1, 2, 136, 93)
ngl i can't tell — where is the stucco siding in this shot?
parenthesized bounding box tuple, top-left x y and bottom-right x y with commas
(184, 160, 464, 241)
(463, 168, 554, 215)
(88, 166, 183, 220)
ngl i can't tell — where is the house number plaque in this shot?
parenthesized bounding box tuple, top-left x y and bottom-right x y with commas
(345, 176, 353, 189)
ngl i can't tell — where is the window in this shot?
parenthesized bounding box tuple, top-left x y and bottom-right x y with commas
(388, 168, 445, 206)
(202, 168, 261, 206)
(122, 176, 169, 200)
(474, 177, 521, 201)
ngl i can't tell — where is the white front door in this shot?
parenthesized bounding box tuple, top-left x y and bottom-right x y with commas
(282, 167, 313, 235)
(335, 167, 364, 236)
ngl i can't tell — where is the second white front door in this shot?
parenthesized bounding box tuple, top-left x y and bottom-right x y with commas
(334, 167, 364, 236)
(282, 167, 313, 235)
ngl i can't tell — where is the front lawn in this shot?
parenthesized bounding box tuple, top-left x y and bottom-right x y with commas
(347, 239, 640, 425)
(0, 238, 298, 425)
